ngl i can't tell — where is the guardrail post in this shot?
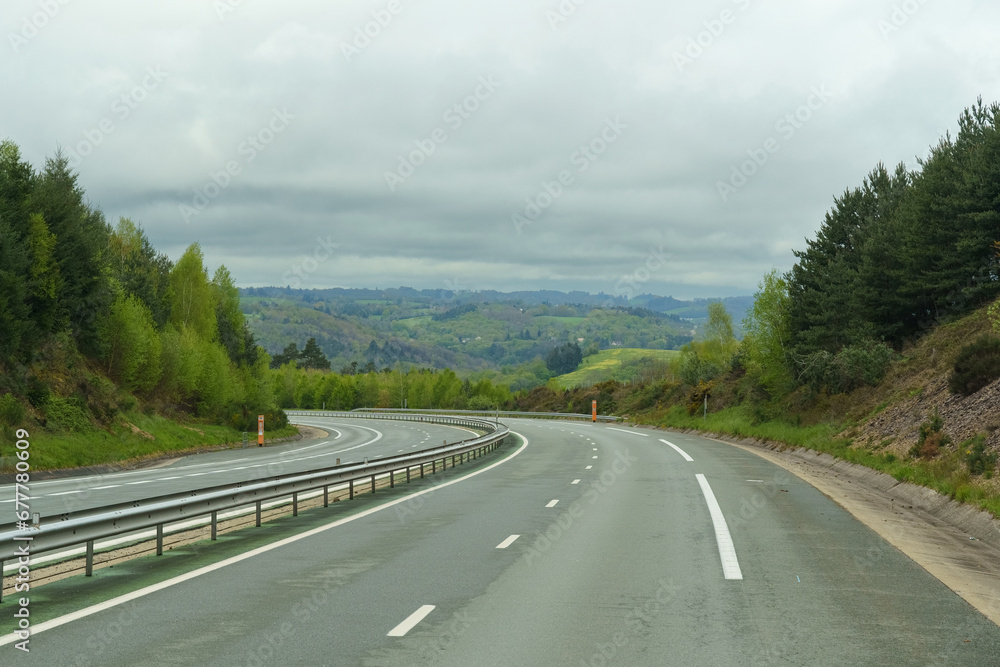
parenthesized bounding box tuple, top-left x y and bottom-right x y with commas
(293, 492, 299, 517)
(86, 540, 94, 576)
(0, 560, 3, 602)
(390, 470, 395, 488)
(370, 475, 376, 494)
(432, 460, 436, 474)
(406, 467, 411, 483)
(211, 511, 218, 541)
(323, 485, 329, 507)
(350, 479, 355, 500)
(256, 500, 262, 527)
(156, 525, 164, 556)
(420, 463, 425, 478)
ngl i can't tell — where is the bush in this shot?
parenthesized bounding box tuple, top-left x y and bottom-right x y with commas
(45, 397, 93, 432)
(909, 409, 951, 459)
(0, 394, 25, 426)
(962, 435, 997, 477)
(949, 335, 1000, 396)
(797, 340, 895, 394)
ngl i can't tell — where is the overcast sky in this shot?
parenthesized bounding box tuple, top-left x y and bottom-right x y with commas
(5, 0, 998, 299)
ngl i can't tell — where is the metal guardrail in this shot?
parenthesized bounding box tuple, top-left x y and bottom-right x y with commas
(0, 413, 509, 601)
(342, 407, 621, 423)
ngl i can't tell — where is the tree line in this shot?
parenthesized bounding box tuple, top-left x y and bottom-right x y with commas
(738, 99, 1000, 397)
(0, 142, 283, 432)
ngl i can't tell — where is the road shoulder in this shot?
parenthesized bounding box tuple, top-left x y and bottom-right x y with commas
(674, 428, 1000, 627)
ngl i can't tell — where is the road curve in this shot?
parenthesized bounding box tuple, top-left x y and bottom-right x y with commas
(2, 419, 998, 666)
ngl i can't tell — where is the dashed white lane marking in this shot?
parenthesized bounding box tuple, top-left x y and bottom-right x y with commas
(571, 479, 581, 485)
(593, 448, 597, 451)
(659, 439, 694, 462)
(592, 456, 598, 459)
(696, 474, 743, 581)
(586, 466, 592, 470)
(496, 535, 520, 549)
(546, 500, 559, 508)
(607, 427, 649, 437)
(0, 432, 532, 647)
(388, 605, 436, 637)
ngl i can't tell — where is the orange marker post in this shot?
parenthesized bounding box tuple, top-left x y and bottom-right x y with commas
(592, 400, 597, 423)
(258, 415, 264, 446)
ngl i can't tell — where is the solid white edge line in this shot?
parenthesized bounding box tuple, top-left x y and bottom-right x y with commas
(607, 427, 649, 437)
(496, 534, 520, 549)
(388, 604, 436, 637)
(695, 473, 743, 581)
(659, 439, 694, 462)
(0, 433, 531, 646)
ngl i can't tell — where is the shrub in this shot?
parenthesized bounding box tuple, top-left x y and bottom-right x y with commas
(798, 340, 895, 394)
(909, 409, 951, 459)
(962, 435, 997, 477)
(686, 381, 714, 416)
(0, 394, 25, 426)
(45, 397, 93, 432)
(949, 335, 1000, 396)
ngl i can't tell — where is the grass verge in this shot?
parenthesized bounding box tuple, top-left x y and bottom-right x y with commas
(4, 412, 299, 472)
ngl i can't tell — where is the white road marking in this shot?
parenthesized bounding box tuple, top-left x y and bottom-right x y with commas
(586, 466, 592, 470)
(126, 480, 153, 485)
(388, 605, 436, 637)
(696, 474, 743, 581)
(546, 500, 559, 508)
(607, 427, 649, 437)
(0, 433, 532, 646)
(571, 479, 581, 485)
(92, 485, 120, 490)
(592, 456, 598, 459)
(593, 448, 597, 451)
(496, 535, 520, 549)
(659, 439, 694, 462)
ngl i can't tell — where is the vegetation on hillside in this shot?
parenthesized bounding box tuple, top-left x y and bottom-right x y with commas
(517, 100, 1000, 512)
(0, 141, 286, 469)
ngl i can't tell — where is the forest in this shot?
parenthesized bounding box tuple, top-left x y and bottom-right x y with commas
(0, 143, 284, 437)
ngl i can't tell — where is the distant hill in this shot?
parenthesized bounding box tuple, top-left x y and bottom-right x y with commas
(240, 286, 749, 373)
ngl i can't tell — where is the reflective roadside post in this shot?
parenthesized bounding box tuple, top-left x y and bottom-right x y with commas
(258, 415, 264, 446)
(592, 400, 597, 423)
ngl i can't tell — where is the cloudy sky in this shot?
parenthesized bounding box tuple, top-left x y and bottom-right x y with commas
(5, 0, 998, 299)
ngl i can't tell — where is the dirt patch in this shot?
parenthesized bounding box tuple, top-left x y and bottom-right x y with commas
(849, 376, 1000, 457)
(680, 428, 1000, 627)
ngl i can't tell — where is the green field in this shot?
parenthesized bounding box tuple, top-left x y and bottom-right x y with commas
(554, 348, 680, 389)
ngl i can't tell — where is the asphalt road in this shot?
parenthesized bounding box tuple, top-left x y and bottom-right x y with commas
(3, 418, 999, 666)
(0, 418, 479, 518)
